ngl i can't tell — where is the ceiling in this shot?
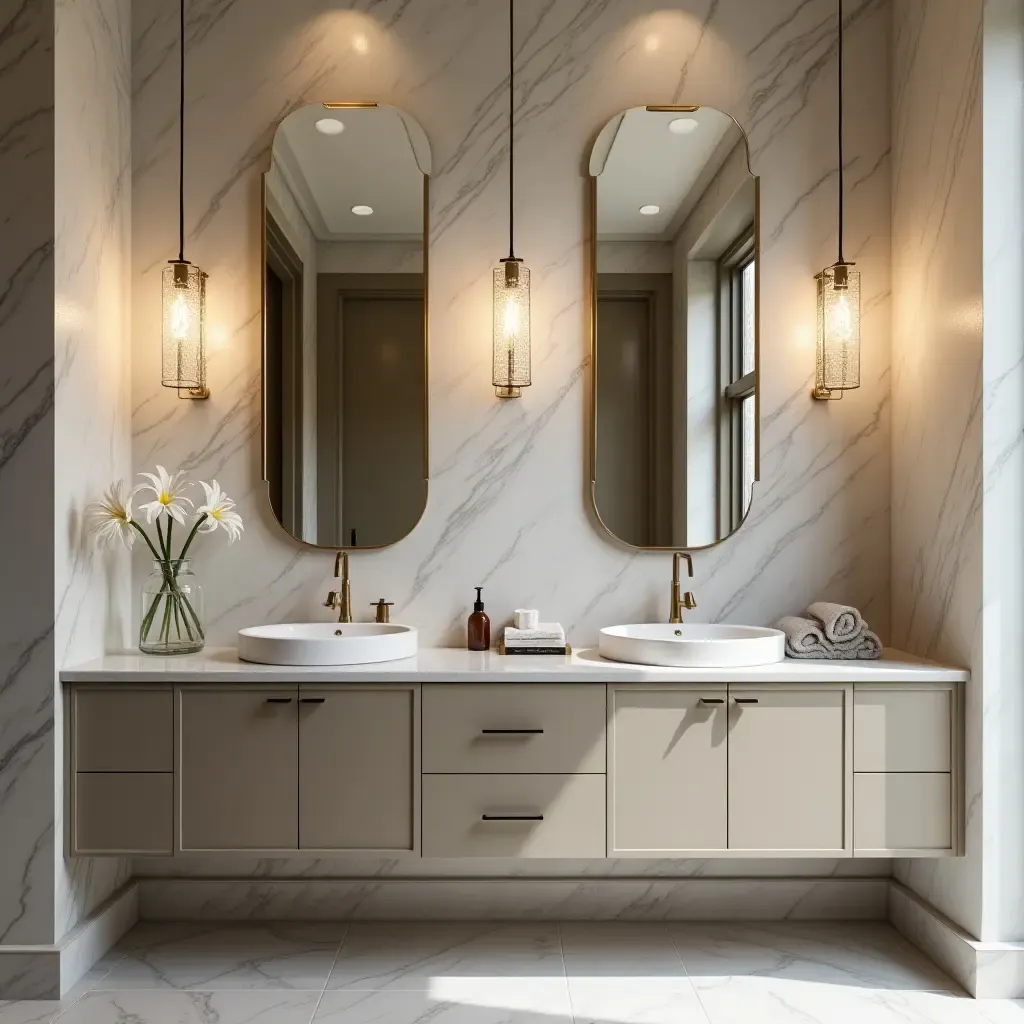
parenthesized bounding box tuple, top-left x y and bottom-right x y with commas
(593, 107, 743, 239)
(274, 105, 427, 238)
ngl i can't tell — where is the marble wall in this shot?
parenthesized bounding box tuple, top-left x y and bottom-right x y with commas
(0, 0, 56, 952)
(131, 0, 892, 651)
(53, 0, 134, 940)
(889, 0, 985, 937)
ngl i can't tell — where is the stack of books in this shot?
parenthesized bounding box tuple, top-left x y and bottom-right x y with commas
(501, 624, 569, 656)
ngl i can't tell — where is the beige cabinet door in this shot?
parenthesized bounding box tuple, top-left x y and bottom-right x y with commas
(178, 687, 298, 851)
(728, 687, 849, 853)
(608, 687, 727, 855)
(299, 687, 418, 852)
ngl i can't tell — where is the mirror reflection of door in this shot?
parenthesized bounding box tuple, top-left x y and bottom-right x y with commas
(591, 106, 758, 549)
(263, 104, 430, 548)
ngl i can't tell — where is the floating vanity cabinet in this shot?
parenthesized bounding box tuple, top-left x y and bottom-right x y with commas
(178, 687, 299, 852)
(607, 686, 728, 855)
(727, 686, 851, 854)
(298, 686, 419, 854)
(852, 684, 960, 855)
(68, 686, 174, 856)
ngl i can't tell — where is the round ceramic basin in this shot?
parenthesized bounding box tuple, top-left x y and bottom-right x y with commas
(237, 622, 417, 666)
(599, 623, 784, 669)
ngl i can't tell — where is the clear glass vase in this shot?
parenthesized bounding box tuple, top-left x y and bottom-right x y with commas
(139, 559, 205, 655)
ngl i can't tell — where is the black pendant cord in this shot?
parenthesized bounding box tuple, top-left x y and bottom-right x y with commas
(837, 0, 845, 266)
(178, 0, 186, 264)
(507, 0, 515, 261)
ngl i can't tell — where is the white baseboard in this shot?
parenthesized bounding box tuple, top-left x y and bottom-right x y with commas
(889, 881, 1024, 998)
(0, 881, 138, 1000)
(137, 875, 889, 922)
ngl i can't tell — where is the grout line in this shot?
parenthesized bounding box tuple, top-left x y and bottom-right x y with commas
(665, 923, 714, 1024)
(308, 921, 350, 1023)
(556, 921, 577, 1024)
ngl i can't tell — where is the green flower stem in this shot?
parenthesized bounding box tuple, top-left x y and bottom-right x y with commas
(175, 514, 207, 568)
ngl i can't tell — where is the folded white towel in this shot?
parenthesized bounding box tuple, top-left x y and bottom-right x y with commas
(807, 602, 865, 644)
(506, 624, 565, 642)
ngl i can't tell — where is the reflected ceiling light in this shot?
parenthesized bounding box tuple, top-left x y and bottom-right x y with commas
(668, 117, 699, 135)
(644, 34, 660, 53)
(639, 204, 660, 215)
(814, 0, 860, 401)
(161, 0, 208, 400)
(315, 118, 344, 135)
(492, 0, 530, 400)
(352, 32, 369, 54)
(351, 205, 374, 216)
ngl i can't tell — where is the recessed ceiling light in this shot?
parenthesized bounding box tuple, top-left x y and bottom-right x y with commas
(315, 118, 344, 135)
(668, 117, 699, 135)
(351, 205, 374, 216)
(639, 204, 660, 216)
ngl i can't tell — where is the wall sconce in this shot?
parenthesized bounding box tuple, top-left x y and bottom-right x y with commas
(492, 0, 531, 399)
(813, 0, 860, 401)
(162, 0, 209, 400)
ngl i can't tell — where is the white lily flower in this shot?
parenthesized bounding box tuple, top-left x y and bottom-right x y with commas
(85, 480, 138, 549)
(197, 480, 244, 543)
(137, 465, 194, 524)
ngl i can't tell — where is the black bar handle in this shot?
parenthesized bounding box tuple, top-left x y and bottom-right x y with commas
(300, 697, 326, 704)
(265, 697, 293, 704)
(481, 728, 544, 735)
(699, 698, 725, 705)
(481, 814, 544, 821)
(733, 698, 759, 705)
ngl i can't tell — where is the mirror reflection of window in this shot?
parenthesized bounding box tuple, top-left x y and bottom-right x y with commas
(591, 107, 757, 549)
(263, 105, 430, 549)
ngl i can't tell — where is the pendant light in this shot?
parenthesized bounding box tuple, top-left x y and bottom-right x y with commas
(492, 0, 530, 399)
(161, 0, 209, 399)
(813, 0, 860, 401)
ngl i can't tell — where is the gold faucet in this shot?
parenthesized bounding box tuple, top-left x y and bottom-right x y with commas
(324, 552, 352, 623)
(670, 552, 697, 624)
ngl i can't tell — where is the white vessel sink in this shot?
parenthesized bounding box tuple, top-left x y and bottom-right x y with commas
(237, 622, 417, 666)
(599, 623, 785, 669)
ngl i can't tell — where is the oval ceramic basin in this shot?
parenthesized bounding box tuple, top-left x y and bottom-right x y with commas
(237, 622, 417, 666)
(599, 623, 784, 669)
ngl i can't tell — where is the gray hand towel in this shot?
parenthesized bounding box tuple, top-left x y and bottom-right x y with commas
(844, 629, 883, 660)
(775, 616, 830, 659)
(807, 601, 865, 644)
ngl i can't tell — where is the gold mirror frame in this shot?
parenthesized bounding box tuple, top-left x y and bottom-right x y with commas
(587, 104, 761, 552)
(260, 101, 431, 551)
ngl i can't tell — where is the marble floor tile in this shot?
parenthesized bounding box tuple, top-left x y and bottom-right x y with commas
(98, 922, 347, 991)
(669, 922, 959, 992)
(55, 990, 322, 1023)
(558, 923, 690, 980)
(566, 979, 711, 1024)
(0, 963, 124, 1024)
(314, 983, 573, 1024)
(325, 923, 564, 991)
(691, 978, 993, 1024)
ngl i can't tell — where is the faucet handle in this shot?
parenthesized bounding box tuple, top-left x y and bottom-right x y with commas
(683, 592, 697, 611)
(324, 591, 339, 609)
(372, 599, 394, 624)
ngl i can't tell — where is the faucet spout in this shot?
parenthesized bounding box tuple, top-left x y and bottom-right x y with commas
(670, 552, 697, 624)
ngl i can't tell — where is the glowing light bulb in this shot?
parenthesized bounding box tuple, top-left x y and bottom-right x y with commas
(827, 293, 853, 342)
(170, 293, 190, 341)
(503, 294, 520, 338)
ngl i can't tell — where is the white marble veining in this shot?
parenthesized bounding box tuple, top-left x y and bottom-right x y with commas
(60, 645, 968, 684)
(7, 920, 1018, 1024)
(53, 0, 134, 947)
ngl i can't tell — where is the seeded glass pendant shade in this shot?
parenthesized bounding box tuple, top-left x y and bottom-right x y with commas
(162, 0, 209, 399)
(813, 0, 860, 401)
(492, 0, 530, 398)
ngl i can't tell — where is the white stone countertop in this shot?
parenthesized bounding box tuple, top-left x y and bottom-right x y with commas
(60, 646, 970, 684)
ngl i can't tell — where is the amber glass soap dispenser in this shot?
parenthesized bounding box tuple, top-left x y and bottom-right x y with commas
(467, 587, 490, 651)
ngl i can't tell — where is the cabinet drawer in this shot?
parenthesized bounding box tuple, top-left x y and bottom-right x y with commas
(73, 688, 173, 772)
(854, 689, 951, 772)
(854, 773, 952, 851)
(422, 684, 605, 774)
(73, 773, 173, 854)
(422, 774, 605, 857)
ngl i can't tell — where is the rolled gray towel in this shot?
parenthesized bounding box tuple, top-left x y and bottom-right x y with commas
(775, 616, 830, 659)
(807, 601, 865, 644)
(845, 629, 883, 660)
